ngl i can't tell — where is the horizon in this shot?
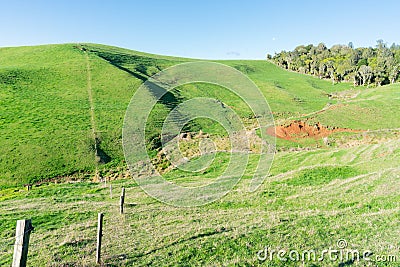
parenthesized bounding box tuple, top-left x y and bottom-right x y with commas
(1, 0, 399, 59)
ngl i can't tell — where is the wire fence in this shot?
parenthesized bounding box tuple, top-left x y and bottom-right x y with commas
(0, 187, 138, 266)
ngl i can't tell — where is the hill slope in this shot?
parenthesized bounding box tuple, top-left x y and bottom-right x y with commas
(1, 44, 399, 266)
(0, 44, 399, 187)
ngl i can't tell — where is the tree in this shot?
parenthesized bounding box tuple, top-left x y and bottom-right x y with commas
(358, 65, 373, 86)
(389, 64, 399, 84)
(316, 43, 327, 53)
(309, 56, 318, 75)
(318, 62, 326, 79)
(324, 59, 336, 84)
(351, 71, 360, 87)
(376, 39, 386, 50)
(390, 43, 398, 50)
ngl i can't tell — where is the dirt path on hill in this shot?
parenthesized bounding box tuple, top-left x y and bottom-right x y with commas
(84, 51, 102, 168)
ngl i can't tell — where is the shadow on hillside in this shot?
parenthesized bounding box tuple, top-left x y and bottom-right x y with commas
(95, 52, 183, 111)
(96, 146, 111, 164)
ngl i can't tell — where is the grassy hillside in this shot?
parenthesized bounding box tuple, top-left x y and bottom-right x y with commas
(1, 141, 399, 266)
(1, 43, 384, 187)
(1, 44, 399, 266)
(0, 44, 183, 187)
(0, 45, 96, 186)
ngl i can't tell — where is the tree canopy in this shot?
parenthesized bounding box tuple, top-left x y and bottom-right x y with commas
(269, 40, 400, 86)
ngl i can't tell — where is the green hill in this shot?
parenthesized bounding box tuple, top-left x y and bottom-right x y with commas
(1, 44, 399, 187)
(1, 44, 399, 266)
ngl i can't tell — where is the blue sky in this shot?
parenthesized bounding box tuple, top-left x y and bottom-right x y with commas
(1, 0, 399, 59)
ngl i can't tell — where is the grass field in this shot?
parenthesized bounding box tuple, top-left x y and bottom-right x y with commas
(1, 44, 399, 266)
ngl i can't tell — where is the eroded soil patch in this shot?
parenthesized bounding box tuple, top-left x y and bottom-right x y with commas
(267, 120, 362, 140)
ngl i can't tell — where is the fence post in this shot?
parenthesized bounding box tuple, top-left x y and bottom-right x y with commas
(109, 184, 112, 199)
(120, 187, 125, 214)
(12, 219, 33, 267)
(96, 213, 103, 264)
(119, 196, 124, 214)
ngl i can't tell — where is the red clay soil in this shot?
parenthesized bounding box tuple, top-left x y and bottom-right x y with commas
(267, 121, 362, 140)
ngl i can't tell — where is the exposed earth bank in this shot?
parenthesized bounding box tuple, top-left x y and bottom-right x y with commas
(267, 120, 362, 140)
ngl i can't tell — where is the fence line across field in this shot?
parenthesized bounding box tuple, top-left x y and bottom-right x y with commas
(5, 185, 130, 266)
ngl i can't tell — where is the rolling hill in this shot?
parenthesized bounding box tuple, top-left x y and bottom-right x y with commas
(1, 44, 399, 266)
(3, 43, 398, 187)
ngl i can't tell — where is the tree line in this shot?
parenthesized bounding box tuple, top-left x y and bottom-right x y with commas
(268, 40, 400, 86)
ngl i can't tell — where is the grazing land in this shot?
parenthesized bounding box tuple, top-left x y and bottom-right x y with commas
(1, 44, 399, 266)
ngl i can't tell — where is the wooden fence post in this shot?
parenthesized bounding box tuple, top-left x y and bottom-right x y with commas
(12, 219, 33, 267)
(119, 196, 124, 214)
(109, 184, 112, 199)
(96, 213, 103, 264)
(120, 187, 125, 214)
